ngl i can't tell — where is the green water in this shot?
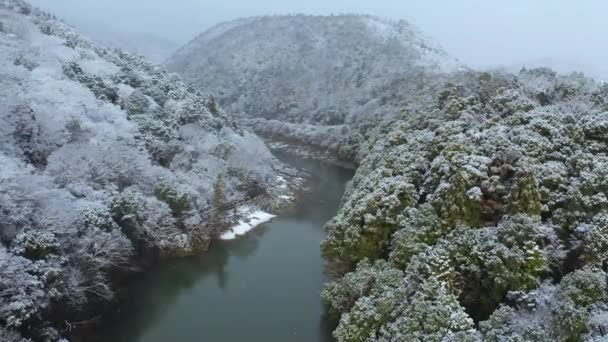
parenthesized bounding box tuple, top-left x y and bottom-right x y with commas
(99, 155, 354, 342)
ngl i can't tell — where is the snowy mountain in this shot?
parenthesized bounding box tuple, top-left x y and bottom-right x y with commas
(167, 14, 462, 124)
(167, 15, 464, 162)
(4, 1, 608, 341)
(0, 1, 285, 340)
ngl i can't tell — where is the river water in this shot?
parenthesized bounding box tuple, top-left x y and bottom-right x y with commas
(99, 155, 354, 342)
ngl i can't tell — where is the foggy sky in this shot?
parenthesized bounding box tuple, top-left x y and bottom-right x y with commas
(28, 0, 608, 78)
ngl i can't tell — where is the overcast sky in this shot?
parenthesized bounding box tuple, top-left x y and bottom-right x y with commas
(28, 0, 608, 78)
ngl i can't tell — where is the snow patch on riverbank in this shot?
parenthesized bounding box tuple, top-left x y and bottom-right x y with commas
(276, 175, 288, 189)
(220, 207, 276, 240)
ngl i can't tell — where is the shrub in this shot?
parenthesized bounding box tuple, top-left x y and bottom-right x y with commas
(508, 171, 542, 216)
(376, 279, 475, 342)
(154, 184, 192, 218)
(11, 230, 59, 260)
(553, 269, 608, 341)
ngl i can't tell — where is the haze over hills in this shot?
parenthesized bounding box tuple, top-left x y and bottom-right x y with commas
(68, 19, 180, 64)
(492, 57, 608, 82)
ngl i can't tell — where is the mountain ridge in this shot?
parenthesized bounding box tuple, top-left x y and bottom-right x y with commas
(166, 14, 464, 120)
(167, 14, 463, 162)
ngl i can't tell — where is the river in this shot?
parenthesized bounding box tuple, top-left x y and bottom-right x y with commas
(98, 154, 354, 342)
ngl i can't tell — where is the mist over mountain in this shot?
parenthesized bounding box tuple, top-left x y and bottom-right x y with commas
(492, 57, 608, 82)
(66, 19, 180, 64)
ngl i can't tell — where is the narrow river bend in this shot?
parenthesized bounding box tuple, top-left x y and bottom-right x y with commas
(99, 154, 354, 342)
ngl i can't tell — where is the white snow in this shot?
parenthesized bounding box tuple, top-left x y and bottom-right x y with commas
(80, 58, 119, 76)
(276, 175, 288, 189)
(220, 208, 276, 240)
(364, 16, 463, 72)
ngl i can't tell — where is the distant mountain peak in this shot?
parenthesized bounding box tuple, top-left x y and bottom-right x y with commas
(167, 14, 463, 125)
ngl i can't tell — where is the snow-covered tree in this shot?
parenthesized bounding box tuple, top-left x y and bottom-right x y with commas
(320, 67, 608, 340)
(0, 1, 285, 339)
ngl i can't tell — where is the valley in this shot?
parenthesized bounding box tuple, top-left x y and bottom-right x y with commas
(2, 1, 608, 341)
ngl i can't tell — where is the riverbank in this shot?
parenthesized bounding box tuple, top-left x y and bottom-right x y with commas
(93, 154, 354, 341)
(62, 154, 306, 341)
(219, 207, 276, 240)
(265, 140, 358, 170)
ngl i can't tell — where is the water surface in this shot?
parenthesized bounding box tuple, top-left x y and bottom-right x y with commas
(99, 155, 354, 342)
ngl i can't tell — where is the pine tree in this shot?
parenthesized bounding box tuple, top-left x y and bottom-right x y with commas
(208, 95, 220, 115)
(212, 173, 227, 220)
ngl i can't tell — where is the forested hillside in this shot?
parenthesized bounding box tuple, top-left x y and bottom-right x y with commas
(321, 68, 608, 341)
(173, 13, 608, 341)
(166, 15, 463, 162)
(5, 1, 608, 341)
(0, 1, 285, 340)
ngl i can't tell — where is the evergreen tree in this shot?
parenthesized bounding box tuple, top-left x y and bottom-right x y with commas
(212, 173, 227, 221)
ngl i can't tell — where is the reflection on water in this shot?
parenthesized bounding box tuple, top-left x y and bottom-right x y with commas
(97, 154, 354, 342)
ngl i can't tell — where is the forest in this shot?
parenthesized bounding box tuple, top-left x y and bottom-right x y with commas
(3, 0, 608, 341)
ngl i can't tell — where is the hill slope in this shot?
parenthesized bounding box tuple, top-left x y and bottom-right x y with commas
(167, 15, 463, 161)
(0, 1, 285, 340)
(321, 68, 608, 341)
